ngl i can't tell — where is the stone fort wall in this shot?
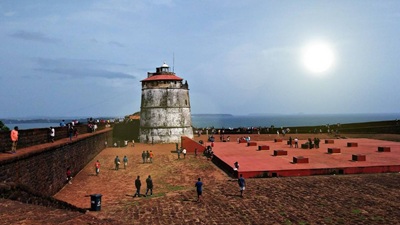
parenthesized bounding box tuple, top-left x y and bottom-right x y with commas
(0, 128, 112, 196)
(0, 125, 97, 153)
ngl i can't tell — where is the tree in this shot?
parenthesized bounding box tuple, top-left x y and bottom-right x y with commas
(0, 120, 10, 131)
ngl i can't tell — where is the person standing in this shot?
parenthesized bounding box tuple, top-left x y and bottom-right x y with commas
(66, 167, 72, 184)
(142, 151, 146, 164)
(288, 136, 293, 148)
(234, 161, 240, 171)
(145, 175, 153, 196)
(123, 156, 128, 169)
(131, 139, 135, 147)
(177, 148, 181, 159)
(182, 148, 187, 159)
(134, 176, 141, 197)
(114, 156, 120, 170)
(50, 126, 55, 143)
(68, 124, 74, 142)
(195, 178, 203, 202)
(194, 148, 198, 158)
(95, 160, 101, 175)
(294, 137, 299, 148)
(10, 126, 19, 154)
(238, 174, 246, 197)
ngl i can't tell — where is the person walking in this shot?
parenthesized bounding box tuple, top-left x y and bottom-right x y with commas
(10, 126, 19, 154)
(146, 150, 150, 163)
(114, 156, 120, 170)
(142, 151, 146, 164)
(95, 160, 101, 175)
(195, 178, 203, 202)
(134, 176, 141, 197)
(294, 137, 299, 148)
(149, 151, 154, 163)
(123, 156, 128, 169)
(288, 136, 293, 148)
(145, 175, 153, 196)
(238, 174, 246, 197)
(177, 148, 181, 159)
(194, 148, 198, 158)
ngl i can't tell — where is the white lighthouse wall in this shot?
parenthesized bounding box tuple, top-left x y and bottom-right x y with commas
(140, 87, 193, 143)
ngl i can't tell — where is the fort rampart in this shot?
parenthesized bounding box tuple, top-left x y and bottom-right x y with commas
(0, 127, 112, 196)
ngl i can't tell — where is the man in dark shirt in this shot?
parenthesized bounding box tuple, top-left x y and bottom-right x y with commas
(134, 176, 141, 197)
(145, 175, 153, 196)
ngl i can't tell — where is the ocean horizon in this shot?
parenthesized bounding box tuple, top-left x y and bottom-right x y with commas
(3, 113, 398, 130)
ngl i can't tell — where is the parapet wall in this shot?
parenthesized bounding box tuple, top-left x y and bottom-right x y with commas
(0, 129, 112, 196)
(0, 124, 104, 153)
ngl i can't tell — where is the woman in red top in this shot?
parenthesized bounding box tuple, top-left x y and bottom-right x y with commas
(95, 160, 101, 175)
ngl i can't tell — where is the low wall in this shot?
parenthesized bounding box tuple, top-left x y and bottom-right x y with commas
(0, 124, 106, 153)
(0, 129, 112, 196)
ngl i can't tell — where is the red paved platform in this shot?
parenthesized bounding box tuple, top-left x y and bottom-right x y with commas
(211, 138, 400, 178)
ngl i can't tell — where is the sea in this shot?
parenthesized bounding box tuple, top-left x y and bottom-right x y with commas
(3, 113, 399, 130)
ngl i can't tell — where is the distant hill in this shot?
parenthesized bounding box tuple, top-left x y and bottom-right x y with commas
(192, 114, 233, 117)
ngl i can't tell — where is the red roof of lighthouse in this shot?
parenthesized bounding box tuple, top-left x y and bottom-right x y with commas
(141, 74, 183, 82)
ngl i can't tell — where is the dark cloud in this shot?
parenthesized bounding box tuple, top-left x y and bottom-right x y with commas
(10, 30, 60, 43)
(33, 58, 135, 79)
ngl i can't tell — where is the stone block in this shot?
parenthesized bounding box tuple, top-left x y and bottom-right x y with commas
(293, 156, 309, 164)
(328, 148, 341, 154)
(247, 142, 257, 146)
(378, 147, 391, 152)
(352, 154, 366, 161)
(274, 139, 283, 142)
(274, 150, 287, 156)
(258, 145, 270, 150)
(239, 139, 248, 143)
(325, 139, 334, 144)
(347, 142, 358, 147)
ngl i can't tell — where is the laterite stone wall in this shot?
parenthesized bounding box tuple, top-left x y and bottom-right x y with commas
(0, 129, 112, 196)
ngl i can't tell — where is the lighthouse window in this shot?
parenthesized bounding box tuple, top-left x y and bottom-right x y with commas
(185, 100, 188, 105)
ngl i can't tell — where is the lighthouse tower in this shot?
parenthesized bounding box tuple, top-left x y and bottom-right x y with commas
(139, 62, 193, 143)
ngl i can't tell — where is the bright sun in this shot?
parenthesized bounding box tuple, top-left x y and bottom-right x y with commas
(302, 41, 335, 74)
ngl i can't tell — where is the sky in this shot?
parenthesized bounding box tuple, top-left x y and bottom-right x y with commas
(1, 0, 399, 118)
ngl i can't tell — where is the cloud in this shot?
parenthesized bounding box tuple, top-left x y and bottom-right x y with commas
(9, 30, 60, 43)
(33, 58, 135, 80)
(109, 41, 124, 47)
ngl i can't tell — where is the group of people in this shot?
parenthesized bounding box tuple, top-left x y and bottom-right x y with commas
(134, 175, 154, 197)
(288, 137, 299, 148)
(114, 156, 129, 170)
(141, 150, 154, 163)
(237, 136, 251, 143)
(308, 137, 321, 149)
(203, 146, 214, 159)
